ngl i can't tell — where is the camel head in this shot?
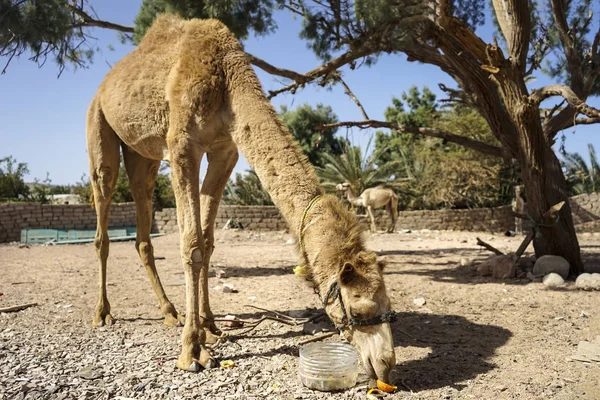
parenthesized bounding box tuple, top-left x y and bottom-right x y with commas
(335, 182, 351, 193)
(300, 196, 396, 383)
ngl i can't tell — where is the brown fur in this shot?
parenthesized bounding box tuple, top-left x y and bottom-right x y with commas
(86, 14, 394, 378)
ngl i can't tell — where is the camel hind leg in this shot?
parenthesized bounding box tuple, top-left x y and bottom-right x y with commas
(122, 145, 184, 327)
(86, 98, 120, 327)
(386, 195, 399, 233)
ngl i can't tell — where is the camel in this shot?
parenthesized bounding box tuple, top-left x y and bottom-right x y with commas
(336, 183, 399, 233)
(86, 14, 395, 382)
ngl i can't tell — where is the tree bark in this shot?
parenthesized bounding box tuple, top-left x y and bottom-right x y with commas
(515, 119, 584, 276)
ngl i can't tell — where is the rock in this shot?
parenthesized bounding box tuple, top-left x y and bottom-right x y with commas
(477, 255, 516, 279)
(526, 271, 537, 281)
(221, 315, 243, 328)
(413, 297, 426, 307)
(221, 283, 235, 293)
(533, 255, 569, 279)
(542, 273, 565, 288)
(215, 269, 227, 279)
(285, 238, 296, 245)
(575, 273, 600, 290)
(516, 256, 535, 271)
(460, 258, 470, 266)
(76, 367, 103, 380)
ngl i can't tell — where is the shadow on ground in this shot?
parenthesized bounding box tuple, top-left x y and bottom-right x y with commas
(215, 308, 511, 393)
(389, 312, 511, 392)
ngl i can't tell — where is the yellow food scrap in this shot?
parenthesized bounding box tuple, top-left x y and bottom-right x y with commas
(366, 388, 383, 399)
(293, 265, 309, 277)
(220, 360, 235, 369)
(376, 379, 397, 393)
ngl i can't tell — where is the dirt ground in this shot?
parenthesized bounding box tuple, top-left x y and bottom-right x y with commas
(1, 228, 600, 399)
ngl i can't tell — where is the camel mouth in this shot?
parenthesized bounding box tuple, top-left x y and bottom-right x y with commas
(348, 322, 396, 381)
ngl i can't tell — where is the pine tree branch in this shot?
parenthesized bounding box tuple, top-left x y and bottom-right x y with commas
(248, 47, 373, 99)
(549, 0, 584, 93)
(531, 84, 600, 120)
(318, 120, 508, 159)
(334, 74, 369, 120)
(67, 5, 134, 33)
(574, 117, 600, 126)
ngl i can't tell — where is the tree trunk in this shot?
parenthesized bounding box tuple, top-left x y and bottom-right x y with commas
(519, 137, 584, 277)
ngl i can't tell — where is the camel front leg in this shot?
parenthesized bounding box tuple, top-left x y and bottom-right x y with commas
(367, 205, 377, 233)
(199, 142, 239, 344)
(168, 136, 215, 372)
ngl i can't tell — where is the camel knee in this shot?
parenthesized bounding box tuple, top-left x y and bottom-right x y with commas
(136, 241, 154, 261)
(92, 166, 116, 198)
(94, 234, 109, 260)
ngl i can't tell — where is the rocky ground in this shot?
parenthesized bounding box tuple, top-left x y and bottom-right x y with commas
(1, 229, 599, 399)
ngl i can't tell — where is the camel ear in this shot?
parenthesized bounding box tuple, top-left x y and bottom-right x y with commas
(339, 262, 356, 285)
(377, 258, 387, 271)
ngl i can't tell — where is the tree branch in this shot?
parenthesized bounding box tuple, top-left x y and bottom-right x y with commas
(245, 53, 308, 82)
(318, 120, 508, 159)
(550, 0, 584, 93)
(573, 117, 600, 126)
(334, 74, 369, 120)
(490, 0, 530, 70)
(249, 46, 373, 99)
(531, 84, 600, 119)
(67, 5, 134, 33)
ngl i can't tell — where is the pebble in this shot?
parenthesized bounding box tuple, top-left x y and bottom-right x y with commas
(413, 297, 426, 307)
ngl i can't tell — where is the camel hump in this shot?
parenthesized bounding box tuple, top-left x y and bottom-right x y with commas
(139, 13, 235, 51)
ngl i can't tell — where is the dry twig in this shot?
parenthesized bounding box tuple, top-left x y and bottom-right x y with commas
(0, 303, 38, 313)
(476, 237, 505, 255)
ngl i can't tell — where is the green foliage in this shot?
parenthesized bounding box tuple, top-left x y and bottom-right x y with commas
(316, 144, 400, 196)
(133, 0, 278, 44)
(73, 158, 176, 209)
(30, 172, 53, 204)
(0, 156, 31, 201)
(297, 0, 485, 63)
(278, 103, 345, 168)
(72, 173, 92, 204)
(223, 169, 273, 205)
(561, 143, 600, 195)
(373, 87, 519, 209)
(154, 163, 176, 209)
(0, 0, 95, 74)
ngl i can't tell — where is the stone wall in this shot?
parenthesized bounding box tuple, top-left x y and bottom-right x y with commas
(0, 202, 137, 243)
(360, 205, 515, 232)
(153, 206, 288, 234)
(1, 192, 599, 243)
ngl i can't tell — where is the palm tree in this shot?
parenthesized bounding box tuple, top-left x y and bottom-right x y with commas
(316, 145, 401, 196)
(561, 144, 600, 195)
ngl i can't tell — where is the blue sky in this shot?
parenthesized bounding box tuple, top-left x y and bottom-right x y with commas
(0, 1, 598, 185)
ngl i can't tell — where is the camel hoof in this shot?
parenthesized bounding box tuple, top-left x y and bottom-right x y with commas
(164, 312, 185, 327)
(92, 313, 113, 327)
(203, 358, 217, 369)
(188, 361, 200, 372)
